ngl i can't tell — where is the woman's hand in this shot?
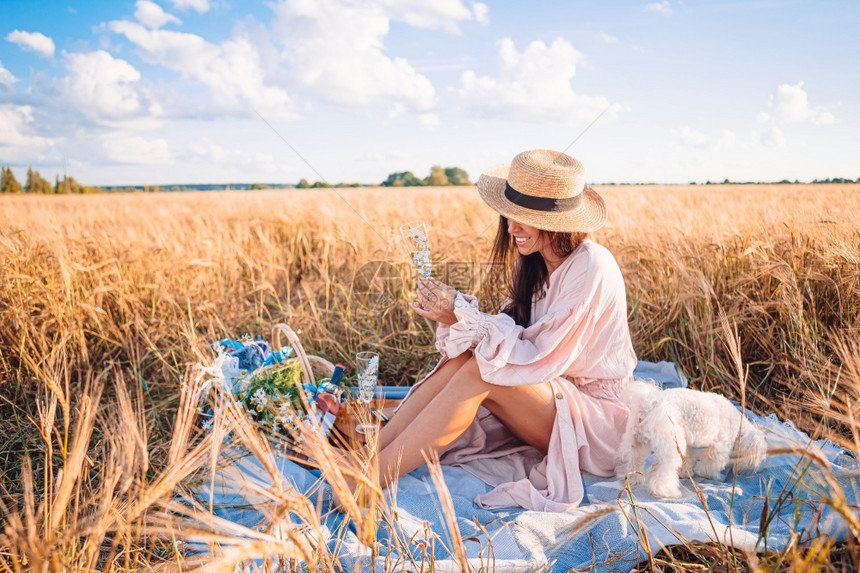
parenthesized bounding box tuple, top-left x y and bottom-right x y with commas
(410, 277, 458, 325)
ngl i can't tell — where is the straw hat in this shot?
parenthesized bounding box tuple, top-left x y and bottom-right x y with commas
(476, 149, 606, 233)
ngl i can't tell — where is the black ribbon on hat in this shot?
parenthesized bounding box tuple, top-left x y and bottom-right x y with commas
(504, 182, 581, 212)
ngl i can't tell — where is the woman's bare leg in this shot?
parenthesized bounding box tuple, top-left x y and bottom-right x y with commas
(376, 356, 557, 488)
(330, 353, 470, 512)
(377, 352, 470, 450)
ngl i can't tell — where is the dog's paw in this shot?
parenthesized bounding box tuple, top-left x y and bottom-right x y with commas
(647, 479, 682, 499)
(694, 460, 725, 481)
(617, 470, 645, 486)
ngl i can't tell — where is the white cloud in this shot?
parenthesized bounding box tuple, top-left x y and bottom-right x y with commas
(645, 1, 672, 14)
(670, 126, 736, 150)
(0, 61, 16, 86)
(670, 125, 708, 148)
(169, 0, 209, 13)
(62, 51, 145, 121)
(757, 125, 785, 148)
(376, 0, 482, 33)
(109, 20, 297, 119)
(814, 111, 835, 125)
(0, 104, 56, 156)
(752, 82, 835, 146)
(182, 142, 278, 172)
(769, 81, 809, 122)
(270, 0, 436, 113)
(418, 112, 439, 127)
(472, 2, 489, 25)
(104, 136, 172, 164)
(387, 102, 407, 119)
(111, 0, 487, 120)
(135, 0, 181, 29)
(453, 37, 622, 125)
(5, 30, 56, 58)
(767, 81, 835, 125)
(600, 32, 619, 44)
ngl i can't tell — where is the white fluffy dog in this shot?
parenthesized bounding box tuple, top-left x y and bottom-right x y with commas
(615, 381, 767, 498)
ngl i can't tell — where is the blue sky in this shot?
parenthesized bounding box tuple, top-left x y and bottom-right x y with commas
(1, 0, 857, 186)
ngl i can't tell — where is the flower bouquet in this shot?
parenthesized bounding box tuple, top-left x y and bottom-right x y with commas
(191, 324, 344, 443)
(400, 220, 432, 278)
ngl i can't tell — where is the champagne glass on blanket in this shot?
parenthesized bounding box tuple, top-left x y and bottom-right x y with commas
(355, 351, 379, 405)
(400, 220, 432, 278)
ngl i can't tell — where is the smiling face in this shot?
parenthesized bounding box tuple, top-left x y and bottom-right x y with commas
(507, 218, 548, 257)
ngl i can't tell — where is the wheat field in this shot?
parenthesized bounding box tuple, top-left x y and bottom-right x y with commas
(1, 184, 859, 571)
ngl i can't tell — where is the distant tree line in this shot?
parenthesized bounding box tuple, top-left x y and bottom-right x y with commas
(3, 162, 857, 195)
(295, 179, 362, 189)
(690, 177, 860, 185)
(0, 165, 297, 194)
(0, 166, 101, 194)
(809, 177, 857, 184)
(600, 177, 860, 186)
(293, 165, 471, 188)
(381, 166, 471, 187)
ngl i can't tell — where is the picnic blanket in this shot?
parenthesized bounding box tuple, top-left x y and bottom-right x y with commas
(188, 361, 860, 571)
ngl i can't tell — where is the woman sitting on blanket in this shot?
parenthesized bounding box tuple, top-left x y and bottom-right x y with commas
(372, 149, 637, 511)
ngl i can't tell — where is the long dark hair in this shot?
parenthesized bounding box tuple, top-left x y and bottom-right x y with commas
(488, 216, 587, 327)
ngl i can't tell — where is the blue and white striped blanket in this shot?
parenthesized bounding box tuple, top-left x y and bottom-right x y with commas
(191, 361, 860, 571)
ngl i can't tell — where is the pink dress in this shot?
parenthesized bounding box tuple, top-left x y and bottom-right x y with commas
(401, 239, 637, 511)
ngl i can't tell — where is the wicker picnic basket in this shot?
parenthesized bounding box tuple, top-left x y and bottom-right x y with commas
(270, 323, 335, 384)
